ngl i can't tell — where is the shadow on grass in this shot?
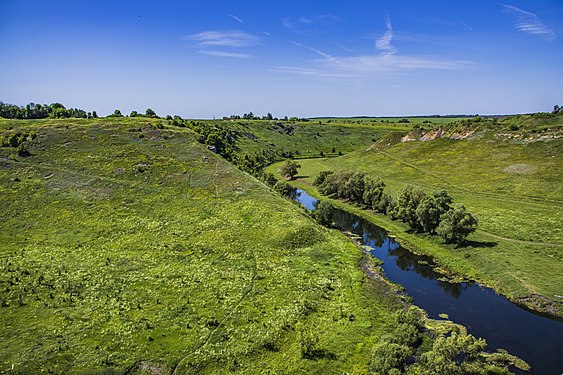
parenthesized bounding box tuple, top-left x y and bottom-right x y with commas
(295, 175, 310, 179)
(303, 349, 337, 361)
(462, 240, 497, 249)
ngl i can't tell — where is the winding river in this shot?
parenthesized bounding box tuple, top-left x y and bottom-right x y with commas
(295, 189, 563, 375)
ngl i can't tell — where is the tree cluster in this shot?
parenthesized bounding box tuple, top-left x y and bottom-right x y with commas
(0, 101, 94, 119)
(552, 105, 563, 114)
(368, 308, 528, 374)
(313, 170, 478, 244)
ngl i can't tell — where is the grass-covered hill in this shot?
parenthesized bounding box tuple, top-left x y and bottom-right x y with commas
(268, 113, 563, 316)
(0, 116, 534, 374)
(0, 117, 404, 373)
(0, 119, 472, 374)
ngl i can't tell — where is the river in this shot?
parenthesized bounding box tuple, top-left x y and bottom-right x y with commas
(295, 188, 563, 375)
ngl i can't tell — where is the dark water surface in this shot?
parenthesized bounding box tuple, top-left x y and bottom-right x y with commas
(296, 189, 563, 375)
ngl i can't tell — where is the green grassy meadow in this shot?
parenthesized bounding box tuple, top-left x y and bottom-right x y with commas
(0, 117, 414, 374)
(204, 118, 410, 158)
(267, 116, 563, 316)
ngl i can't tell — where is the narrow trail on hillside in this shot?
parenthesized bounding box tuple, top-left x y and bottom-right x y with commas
(477, 230, 563, 248)
(376, 150, 563, 206)
(171, 253, 258, 375)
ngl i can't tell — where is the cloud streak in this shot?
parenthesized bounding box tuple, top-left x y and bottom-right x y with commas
(274, 17, 476, 78)
(502, 4, 555, 40)
(375, 18, 397, 55)
(282, 14, 340, 28)
(187, 30, 260, 47)
(229, 14, 244, 24)
(199, 50, 251, 58)
(290, 41, 333, 60)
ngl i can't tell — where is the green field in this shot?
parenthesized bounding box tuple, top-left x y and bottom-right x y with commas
(0, 116, 540, 373)
(267, 115, 563, 316)
(201, 118, 410, 158)
(0, 117, 408, 373)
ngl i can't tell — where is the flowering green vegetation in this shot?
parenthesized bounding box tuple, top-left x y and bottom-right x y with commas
(0, 117, 527, 373)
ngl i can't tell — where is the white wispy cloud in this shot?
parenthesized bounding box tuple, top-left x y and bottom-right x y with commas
(229, 14, 244, 24)
(460, 22, 474, 32)
(502, 4, 555, 40)
(199, 50, 251, 58)
(187, 30, 260, 47)
(283, 14, 340, 28)
(290, 41, 333, 60)
(274, 17, 476, 78)
(375, 18, 397, 55)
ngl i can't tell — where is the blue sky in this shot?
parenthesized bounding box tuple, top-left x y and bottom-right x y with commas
(1, 1, 562, 118)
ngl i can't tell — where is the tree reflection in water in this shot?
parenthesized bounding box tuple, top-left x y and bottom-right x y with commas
(329, 206, 472, 299)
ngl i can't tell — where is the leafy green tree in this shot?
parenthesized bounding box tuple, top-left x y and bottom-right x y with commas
(368, 342, 411, 374)
(377, 192, 395, 215)
(433, 190, 453, 216)
(273, 181, 297, 199)
(342, 171, 365, 203)
(261, 172, 278, 187)
(110, 109, 123, 117)
(280, 160, 301, 180)
(130, 110, 139, 117)
(416, 195, 441, 233)
(92, 111, 98, 118)
(436, 205, 478, 244)
(363, 177, 385, 209)
(313, 170, 334, 187)
(396, 186, 425, 230)
(145, 108, 157, 117)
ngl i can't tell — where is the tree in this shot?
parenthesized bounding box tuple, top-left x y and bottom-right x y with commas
(313, 170, 334, 187)
(416, 195, 441, 233)
(362, 177, 385, 209)
(280, 160, 301, 180)
(261, 172, 278, 187)
(396, 186, 426, 230)
(433, 190, 453, 216)
(92, 111, 98, 118)
(265, 112, 273, 120)
(436, 205, 478, 244)
(130, 110, 139, 117)
(341, 171, 366, 203)
(109, 109, 123, 117)
(145, 108, 157, 117)
(273, 181, 297, 199)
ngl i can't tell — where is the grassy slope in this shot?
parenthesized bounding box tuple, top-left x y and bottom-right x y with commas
(205, 119, 410, 158)
(0, 118, 400, 374)
(267, 126, 563, 316)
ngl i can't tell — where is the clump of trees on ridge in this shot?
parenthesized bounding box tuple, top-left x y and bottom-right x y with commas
(313, 170, 478, 244)
(0, 101, 94, 119)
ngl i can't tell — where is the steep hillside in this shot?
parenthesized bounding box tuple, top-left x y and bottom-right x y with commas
(0, 118, 401, 373)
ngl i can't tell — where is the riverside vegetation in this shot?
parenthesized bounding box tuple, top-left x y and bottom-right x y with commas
(268, 112, 563, 318)
(0, 111, 532, 374)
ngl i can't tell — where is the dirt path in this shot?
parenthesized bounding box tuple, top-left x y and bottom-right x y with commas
(477, 229, 563, 247)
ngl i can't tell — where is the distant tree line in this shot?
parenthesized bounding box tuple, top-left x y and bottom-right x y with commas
(223, 112, 310, 122)
(0, 101, 95, 119)
(313, 170, 478, 244)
